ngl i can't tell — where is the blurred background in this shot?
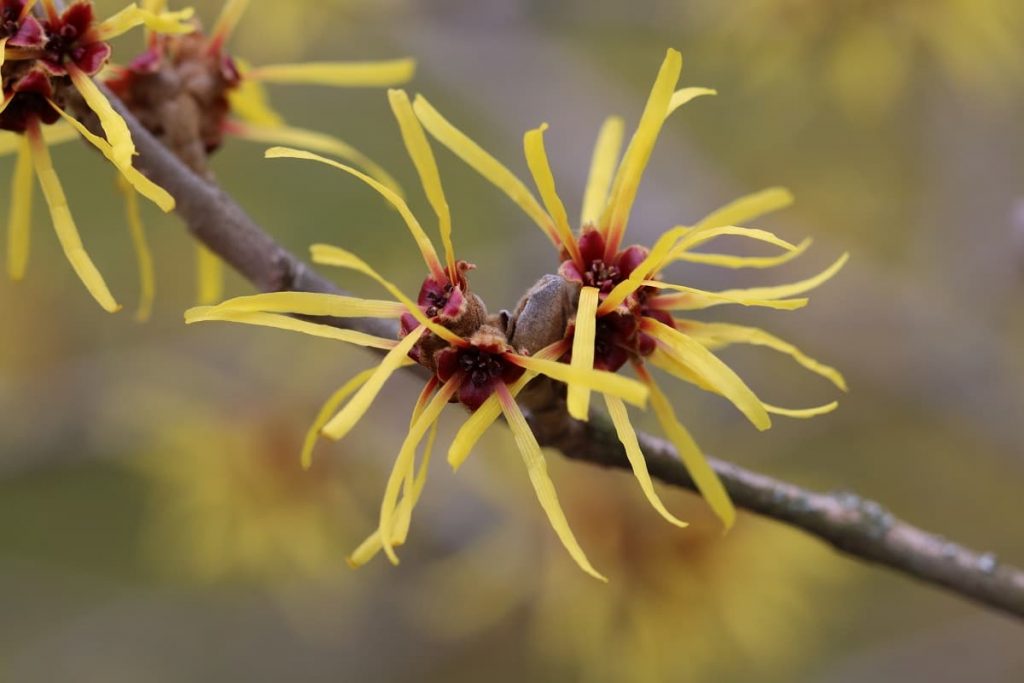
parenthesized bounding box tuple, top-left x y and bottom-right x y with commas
(2, 0, 1023, 680)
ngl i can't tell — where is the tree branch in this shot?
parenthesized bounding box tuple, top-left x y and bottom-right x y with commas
(100, 87, 1024, 621)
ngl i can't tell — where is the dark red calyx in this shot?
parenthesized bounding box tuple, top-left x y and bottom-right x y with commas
(39, 2, 109, 75)
(559, 228, 649, 296)
(434, 334, 525, 411)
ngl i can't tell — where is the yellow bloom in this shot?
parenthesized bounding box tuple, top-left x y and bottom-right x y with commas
(1, 0, 189, 311)
(103, 0, 415, 317)
(186, 89, 652, 580)
(413, 49, 847, 530)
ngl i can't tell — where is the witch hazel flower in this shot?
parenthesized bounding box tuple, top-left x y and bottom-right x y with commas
(0, 0, 192, 311)
(413, 48, 848, 530)
(184, 89, 649, 580)
(103, 0, 415, 316)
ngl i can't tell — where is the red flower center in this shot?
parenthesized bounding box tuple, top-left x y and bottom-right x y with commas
(435, 340, 526, 411)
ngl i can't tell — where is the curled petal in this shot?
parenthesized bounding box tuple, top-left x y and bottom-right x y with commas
(68, 65, 135, 169)
(184, 306, 398, 349)
(497, 384, 606, 582)
(693, 187, 794, 233)
(378, 377, 458, 563)
(643, 317, 770, 430)
(229, 121, 401, 196)
(302, 368, 378, 470)
(28, 125, 120, 312)
(641, 368, 735, 529)
(603, 48, 682, 253)
(676, 238, 812, 270)
(523, 123, 582, 264)
(680, 320, 846, 391)
(666, 87, 716, 118)
(206, 291, 407, 319)
(320, 326, 426, 441)
(412, 94, 561, 248)
(48, 101, 174, 211)
(387, 89, 455, 276)
(712, 253, 850, 302)
(267, 146, 444, 281)
(604, 394, 688, 528)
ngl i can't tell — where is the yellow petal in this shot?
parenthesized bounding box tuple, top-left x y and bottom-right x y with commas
(208, 291, 406, 318)
(6, 137, 33, 281)
(68, 66, 135, 169)
(713, 253, 850, 302)
(603, 48, 682, 251)
(226, 60, 284, 127)
(764, 401, 839, 418)
(412, 94, 561, 247)
(387, 89, 455, 276)
(195, 244, 224, 305)
(210, 0, 250, 48)
(378, 376, 458, 563)
(666, 87, 717, 118)
(117, 177, 155, 322)
(347, 415, 438, 569)
(647, 347, 714, 392)
(649, 349, 839, 420)
(0, 37, 7, 70)
(665, 226, 799, 265)
(643, 371, 735, 529)
(604, 394, 688, 528)
(642, 318, 771, 430)
(523, 123, 582, 264)
(320, 325, 425, 441)
(48, 101, 174, 212)
(643, 281, 809, 312)
(230, 122, 402, 197)
(301, 368, 377, 470)
(447, 340, 568, 470)
(96, 4, 195, 41)
(247, 60, 416, 87)
(566, 286, 599, 421)
(693, 187, 794, 232)
(184, 306, 398, 349)
(580, 116, 624, 229)
(507, 353, 649, 409)
(681, 321, 847, 391)
(267, 147, 445, 282)
(308, 243, 464, 345)
(496, 384, 606, 581)
(27, 128, 121, 313)
(676, 238, 812, 270)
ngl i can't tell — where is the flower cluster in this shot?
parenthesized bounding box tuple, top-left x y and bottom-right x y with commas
(103, 0, 414, 316)
(187, 51, 846, 580)
(1, 0, 192, 311)
(412, 48, 847, 532)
